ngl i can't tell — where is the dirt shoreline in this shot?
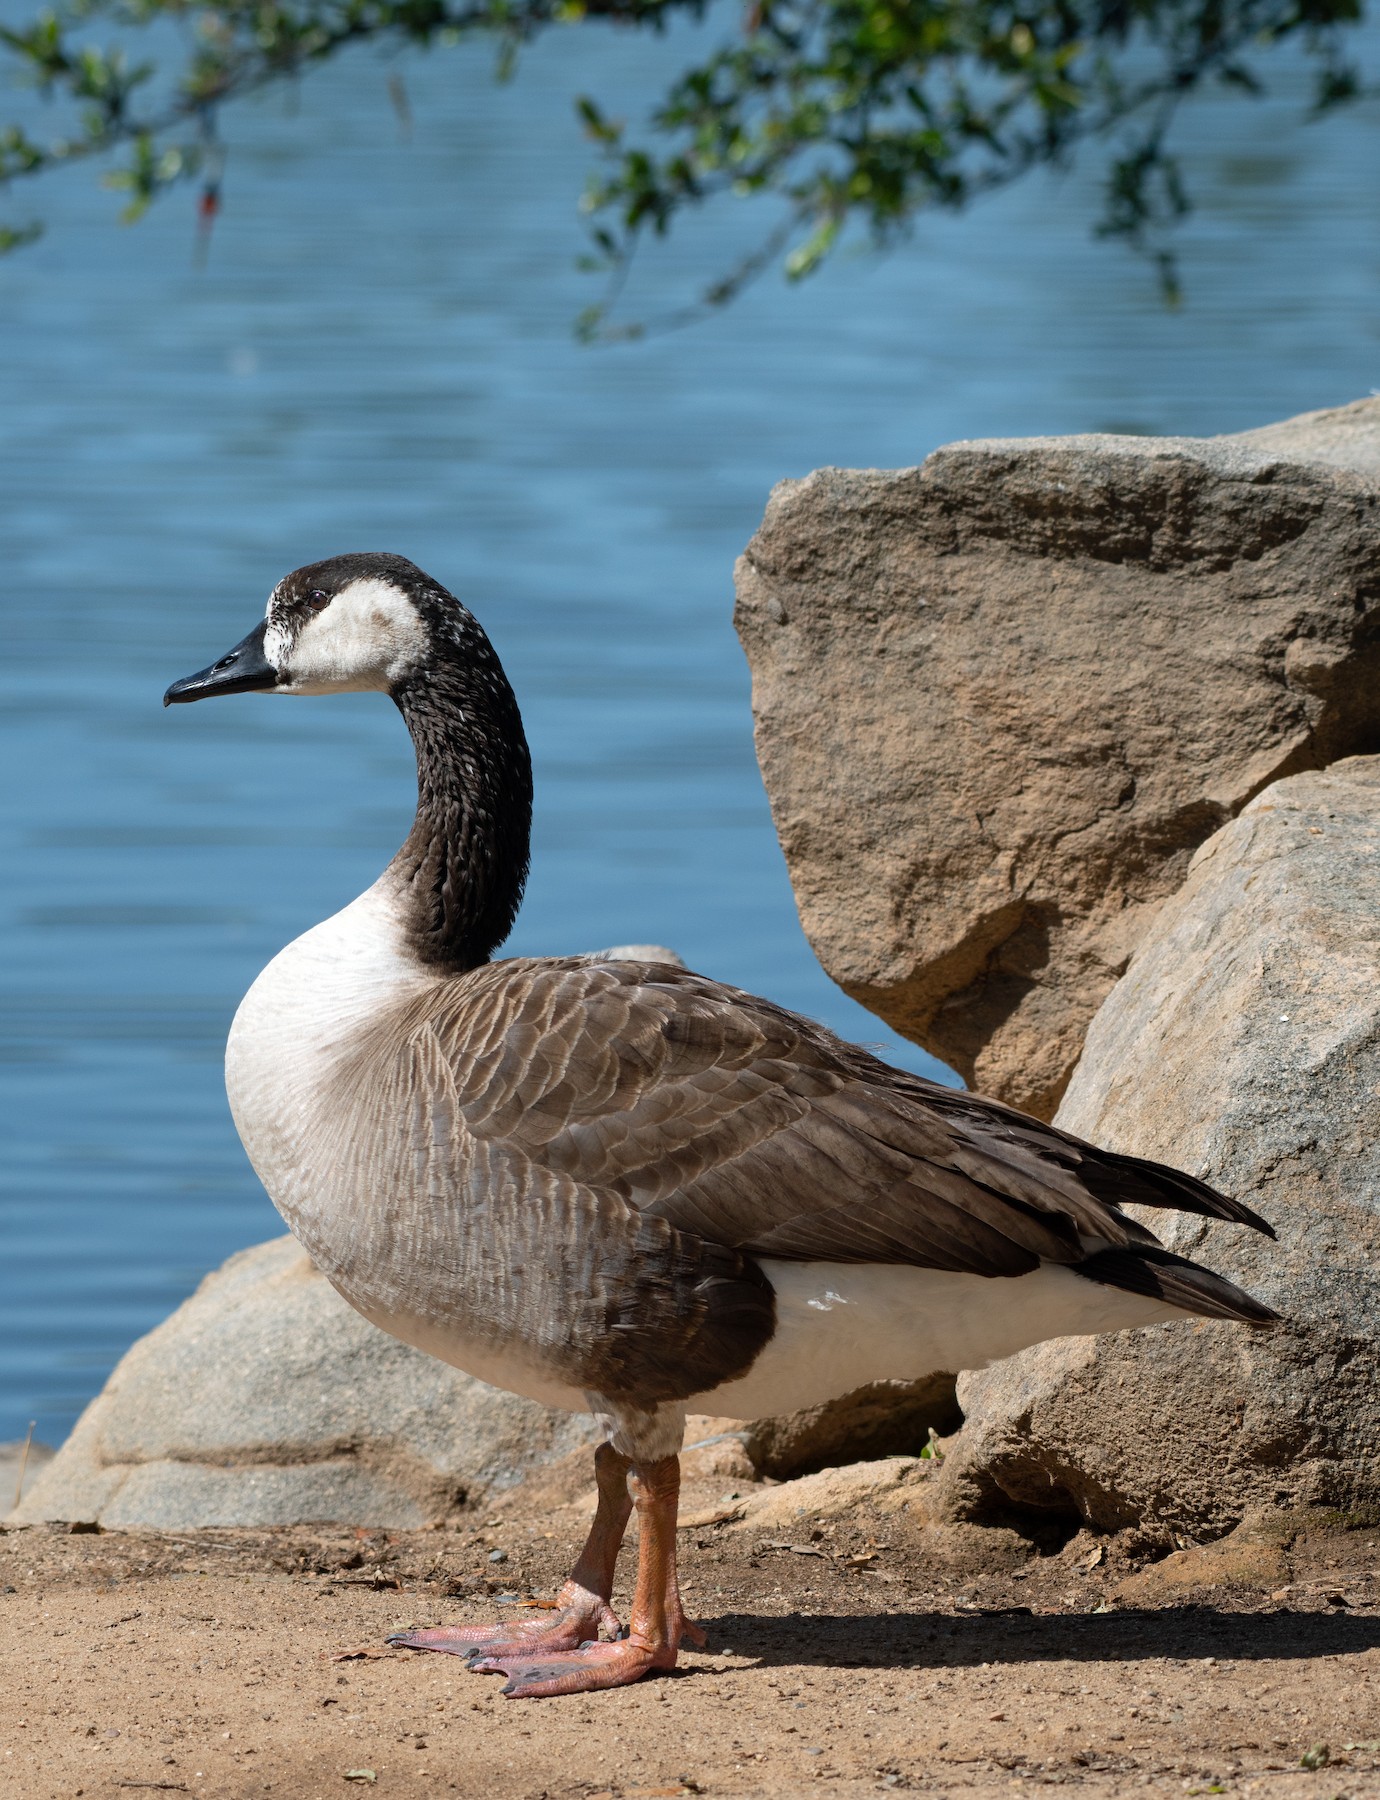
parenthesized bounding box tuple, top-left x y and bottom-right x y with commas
(5, 1475, 1380, 1800)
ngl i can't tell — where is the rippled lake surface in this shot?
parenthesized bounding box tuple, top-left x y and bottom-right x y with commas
(2, 16, 1378, 1447)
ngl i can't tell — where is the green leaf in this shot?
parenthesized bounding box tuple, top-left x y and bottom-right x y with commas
(0, 0, 1369, 324)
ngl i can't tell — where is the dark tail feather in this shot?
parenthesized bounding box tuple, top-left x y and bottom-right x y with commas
(1081, 1148, 1276, 1240)
(1074, 1244, 1281, 1327)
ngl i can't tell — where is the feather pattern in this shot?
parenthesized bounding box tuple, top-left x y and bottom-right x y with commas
(397, 953, 1270, 1273)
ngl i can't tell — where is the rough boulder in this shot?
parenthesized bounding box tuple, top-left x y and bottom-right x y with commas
(11, 1237, 958, 1529)
(736, 396, 1380, 1115)
(9, 1236, 603, 1530)
(940, 758, 1380, 1541)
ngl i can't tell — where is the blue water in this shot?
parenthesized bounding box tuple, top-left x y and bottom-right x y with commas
(2, 17, 1378, 1448)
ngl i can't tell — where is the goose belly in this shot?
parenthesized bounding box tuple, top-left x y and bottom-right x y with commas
(226, 901, 1184, 1428)
(342, 1295, 592, 1413)
(696, 1258, 1184, 1419)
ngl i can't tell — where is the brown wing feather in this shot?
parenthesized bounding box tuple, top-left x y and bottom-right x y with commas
(417, 955, 1269, 1278)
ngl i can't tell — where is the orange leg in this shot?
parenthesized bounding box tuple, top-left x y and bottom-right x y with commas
(388, 1441, 633, 1662)
(471, 1452, 705, 1697)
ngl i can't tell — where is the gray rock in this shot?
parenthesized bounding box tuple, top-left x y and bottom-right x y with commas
(1233, 394, 1380, 475)
(10, 1236, 601, 1529)
(742, 1376, 960, 1481)
(598, 944, 687, 967)
(735, 397, 1380, 1115)
(10, 1234, 958, 1527)
(942, 758, 1380, 1540)
(0, 1439, 54, 1514)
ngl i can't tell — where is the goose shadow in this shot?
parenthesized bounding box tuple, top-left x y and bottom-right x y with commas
(686, 1606, 1380, 1670)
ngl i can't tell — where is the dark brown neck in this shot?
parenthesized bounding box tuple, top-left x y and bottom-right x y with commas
(388, 640, 533, 972)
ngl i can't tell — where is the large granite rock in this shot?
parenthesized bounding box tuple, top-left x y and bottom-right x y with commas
(0, 1439, 54, 1513)
(735, 397, 1380, 1115)
(942, 758, 1380, 1541)
(11, 1236, 961, 1529)
(9, 1236, 603, 1530)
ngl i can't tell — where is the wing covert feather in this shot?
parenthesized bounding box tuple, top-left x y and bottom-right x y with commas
(385, 955, 1263, 1277)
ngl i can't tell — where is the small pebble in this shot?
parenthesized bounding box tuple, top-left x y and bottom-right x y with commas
(488, 1549, 508, 1564)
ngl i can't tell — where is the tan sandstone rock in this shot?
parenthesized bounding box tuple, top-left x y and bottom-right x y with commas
(0, 1439, 54, 1513)
(735, 396, 1380, 1115)
(731, 1456, 928, 1532)
(939, 757, 1380, 1541)
(1111, 1525, 1289, 1604)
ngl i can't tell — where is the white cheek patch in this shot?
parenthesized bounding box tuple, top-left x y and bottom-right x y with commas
(280, 579, 428, 695)
(262, 614, 292, 671)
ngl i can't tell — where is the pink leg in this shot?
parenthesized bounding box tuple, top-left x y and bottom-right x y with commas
(388, 1442, 633, 1662)
(472, 1452, 704, 1698)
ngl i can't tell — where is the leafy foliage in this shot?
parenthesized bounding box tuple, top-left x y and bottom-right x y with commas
(0, 0, 1369, 330)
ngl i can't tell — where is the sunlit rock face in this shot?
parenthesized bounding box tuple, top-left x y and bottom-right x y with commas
(735, 396, 1380, 1117)
(8, 1235, 604, 1530)
(941, 759, 1380, 1541)
(11, 1235, 962, 1529)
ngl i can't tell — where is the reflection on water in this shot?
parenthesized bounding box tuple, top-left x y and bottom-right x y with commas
(1, 17, 1377, 1444)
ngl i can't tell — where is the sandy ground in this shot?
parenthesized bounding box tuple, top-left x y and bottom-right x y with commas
(4, 1461, 1380, 1800)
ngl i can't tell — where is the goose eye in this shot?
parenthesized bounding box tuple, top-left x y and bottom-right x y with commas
(305, 590, 331, 614)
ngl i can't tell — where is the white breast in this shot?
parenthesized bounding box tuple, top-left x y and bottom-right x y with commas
(225, 882, 422, 1241)
(226, 907, 1185, 1429)
(224, 891, 592, 1411)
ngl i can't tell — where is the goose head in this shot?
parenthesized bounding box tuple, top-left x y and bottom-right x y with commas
(163, 552, 435, 705)
(164, 552, 533, 965)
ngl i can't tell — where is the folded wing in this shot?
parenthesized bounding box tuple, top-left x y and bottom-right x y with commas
(411, 956, 1272, 1311)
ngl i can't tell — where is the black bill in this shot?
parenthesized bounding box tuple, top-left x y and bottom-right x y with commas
(164, 621, 278, 706)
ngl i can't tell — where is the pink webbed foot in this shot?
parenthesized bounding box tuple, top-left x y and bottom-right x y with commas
(389, 1443, 702, 1698)
(472, 1633, 675, 1698)
(469, 1599, 704, 1697)
(472, 1451, 703, 1698)
(387, 1586, 619, 1665)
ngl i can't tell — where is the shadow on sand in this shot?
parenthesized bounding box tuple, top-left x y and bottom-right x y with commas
(693, 1605, 1380, 1670)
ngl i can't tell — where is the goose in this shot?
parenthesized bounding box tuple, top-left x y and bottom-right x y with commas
(164, 551, 1278, 1699)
